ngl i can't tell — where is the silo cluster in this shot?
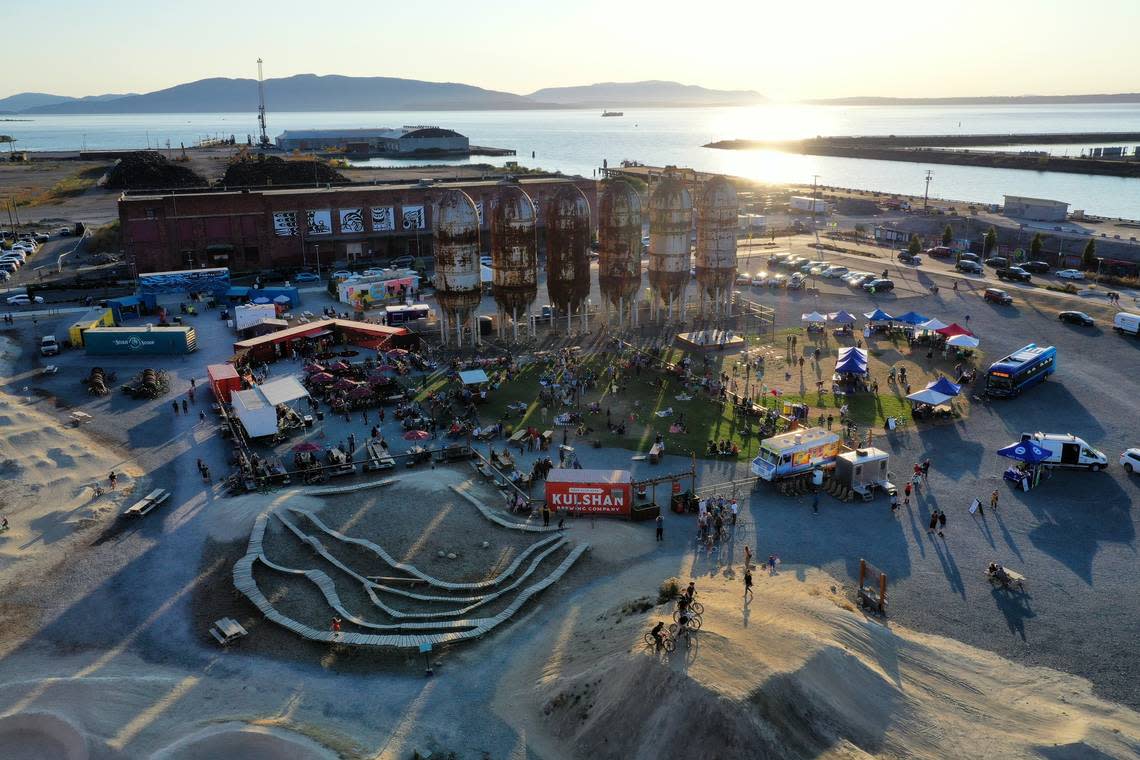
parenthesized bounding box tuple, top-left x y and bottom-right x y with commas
(490, 182, 538, 340)
(545, 185, 592, 331)
(598, 178, 643, 327)
(694, 175, 739, 317)
(432, 189, 482, 347)
(647, 171, 692, 321)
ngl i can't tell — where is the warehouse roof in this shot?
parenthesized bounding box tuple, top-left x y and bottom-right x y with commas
(125, 176, 589, 201)
(277, 128, 405, 141)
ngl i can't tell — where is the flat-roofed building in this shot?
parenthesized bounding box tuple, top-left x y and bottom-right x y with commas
(1003, 195, 1069, 222)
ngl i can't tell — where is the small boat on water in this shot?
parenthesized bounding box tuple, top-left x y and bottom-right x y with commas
(602, 110, 623, 117)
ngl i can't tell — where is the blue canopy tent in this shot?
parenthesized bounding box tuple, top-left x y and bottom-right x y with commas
(835, 347, 869, 375)
(864, 309, 893, 322)
(997, 439, 1053, 490)
(926, 377, 961, 397)
(894, 310, 930, 326)
(828, 310, 857, 325)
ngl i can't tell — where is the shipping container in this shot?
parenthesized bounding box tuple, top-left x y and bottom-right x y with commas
(207, 363, 243, 403)
(83, 325, 198, 355)
(790, 196, 828, 213)
(545, 469, 632, 517)
(68, 307, 116, 347)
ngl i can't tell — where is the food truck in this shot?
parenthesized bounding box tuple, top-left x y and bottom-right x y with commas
(545, 469, 632, 517)
(750, 427, 841, 481)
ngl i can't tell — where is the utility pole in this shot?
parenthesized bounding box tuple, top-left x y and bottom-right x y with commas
(811, 174, 822, 256)
(257, 58, 270, 149)
(923, 169, 934, 213)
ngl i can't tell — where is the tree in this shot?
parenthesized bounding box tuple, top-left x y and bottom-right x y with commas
(1030, 233, 1044, 260)
(854, 223, 866, 242)
(983, 227, 998, 257)
(942, 224, 953, 246)
(1082, 238, 1097, 271)
(908, 234, 922, 255)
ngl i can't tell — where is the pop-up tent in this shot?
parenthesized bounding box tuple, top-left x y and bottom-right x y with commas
(926, 377, 962, 397)
(894, 311, 929, 325)
(997, 440, 1053, 463)
(835, 347, 869, 375)
(920, 318, 949, 331)
(936, 323, 974, 338)
(947, 334, 980, 348)
(828, 310, 857, 325)
(458, 369, 490, 385)
(801, 311, 828, 323)
(864, 309, 894, 322)
(906, 388, 952, 406)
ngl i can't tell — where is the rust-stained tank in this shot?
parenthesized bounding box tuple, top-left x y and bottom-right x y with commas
(490, 182, 538, 337)
(647, 171, 692, 318)
(695, 175, 739, 316)
(432, 189, 482, 346)
(545, 184, 592, 323)
(598, 178, 642, 323)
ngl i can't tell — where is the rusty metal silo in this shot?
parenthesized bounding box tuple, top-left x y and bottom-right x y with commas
(695, 175, 739, 317)
(546, 184, 592, 331)
(598, 178, 643, 328)
(647, 170, 692, 320)
(490, 182, 538, 340)
(433, 189, 482, 347)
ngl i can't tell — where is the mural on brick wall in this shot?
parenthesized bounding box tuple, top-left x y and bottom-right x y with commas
(401, 205, 426, 230)
(371, 206, 395, 232)
(306, 209, 332, 235)
(272, 211, 298, 237)
(339, 208, 365, 233)
(475, 201, 484, 225)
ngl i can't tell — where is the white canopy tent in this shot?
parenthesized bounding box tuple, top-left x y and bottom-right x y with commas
(800, 311, 827, 323)
(947, 334, 981, 348)
(920, 318, 949, 331)
(906, 388, 953, 406)
(258, 375, 310, 406)
(231, 389, 279, 438)
(458, 369, 490, 386)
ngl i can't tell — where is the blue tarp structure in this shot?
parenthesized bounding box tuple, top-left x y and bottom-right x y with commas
(864, 309, 893, 322)
(835, 347, 869, 375)
(997, 440, 1053, 463)
(256, 286, 301, 306)
(926, 377, 962, 397)
(106, 295, 143, 324)
(226, 286, 253, 301)
(894, 310, 930, 325)
(828, 310, 857, 324)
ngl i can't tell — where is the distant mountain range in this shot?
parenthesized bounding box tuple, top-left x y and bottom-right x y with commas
(1, 76, 765, 114)
(809, 93, 1140, 105)
(525, 81, 765, 107)
(3, 76, 1138, 114)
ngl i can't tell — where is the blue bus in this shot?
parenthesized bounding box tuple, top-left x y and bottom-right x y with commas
(985, 344, 1057, 398)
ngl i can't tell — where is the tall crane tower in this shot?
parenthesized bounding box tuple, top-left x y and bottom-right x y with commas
(257, 58, 270, 149)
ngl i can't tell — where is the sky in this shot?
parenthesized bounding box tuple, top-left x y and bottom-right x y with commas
(7, 0, 1139, 100)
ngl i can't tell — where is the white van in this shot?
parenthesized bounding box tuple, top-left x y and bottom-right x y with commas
(1113, 312, 1140, 337)
(40, 335, 59, 356)
(1024, 432, 1108, 471)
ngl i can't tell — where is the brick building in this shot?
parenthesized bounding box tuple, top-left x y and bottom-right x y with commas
(119, 176, 597, 275)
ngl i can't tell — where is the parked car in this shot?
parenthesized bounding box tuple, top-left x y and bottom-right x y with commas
(788, 273, 808, 289)
(330, 270, 354, 280)
(898, 251, 922, 265)
(58, 226, 72, 236)
(0, 262, 18, 274)
(292, 272, 320, 282)
(926, 246, 953, 258)
(1058, 311, 1094, 326)
(735, 272, 752, 285)
(6, 294, 44, 305)
(751, 271, 770, 287)
(822, 266, 849, 278)
(34, 233, 49, 242)
(849, 273, 876, 287)
(1120, 448, 1140, 474)
(1021, 260, 1050, 273)
(39, 335, 59, 356)
(984, 287, 1013, 305)
(0, 271, 10, 281)
(957, 252, 980, 263)
(767, 273, 788, 288)
(781, 256, 805, 270)
(863, 278, 894, 292)
(997, 266, 1032, 282)
(956, 261, 983, 274)
(390, 256, 415, 269)
(768, 253, 789, 267)
(985, 256, 1009, 269)
(1056, 269, 1086, 280)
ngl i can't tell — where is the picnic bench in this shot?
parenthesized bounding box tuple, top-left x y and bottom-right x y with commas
(509, 428, 529, 451)
(42, 365, 59, 376)
(209, 616, 248, 646)
(124, 488, 170, 517)
(365, 441, 395, 471)
(649, 443, 664, 464)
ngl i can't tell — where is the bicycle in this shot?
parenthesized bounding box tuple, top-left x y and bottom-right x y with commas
(673, 597, 704, 616)
(644, 629, 676, 653)
(671, 608, 703, 628)
(668, 622, 695, 646)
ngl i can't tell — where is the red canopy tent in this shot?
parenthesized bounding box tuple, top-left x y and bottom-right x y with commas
(935, 323, 975, 338)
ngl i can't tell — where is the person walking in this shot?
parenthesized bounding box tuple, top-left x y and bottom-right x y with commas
(198, 410, 206, 423)
(812, 492, 819, 515)
(744, 569, 754, 601)
(655, 514, 664, 542)
(172, 401, 179, 415)
(890, 491, 900, 515)
(921, 458, 931, 483)
(201, 465, 210, 482)
(108, 471, 117, 490)
(744, 545, 753, 568)
(990, 489, 999, 511)
(542, 506, 551, 527)
(904, 481, 912, 503)
(937, 509, 947, 538)
(928, 511, 938, 535)
(181, 399, 188, 414)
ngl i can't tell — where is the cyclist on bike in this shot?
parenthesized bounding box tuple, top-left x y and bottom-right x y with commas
(684, 581, 696, 601)
(677, 595, 691, 615)
(650, 620, 667, 647)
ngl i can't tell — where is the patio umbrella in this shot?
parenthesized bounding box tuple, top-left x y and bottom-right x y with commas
(309, 372, 335, 383)
(252, 297, 271, 305)
(919, 318, 948, 331)
(906, 388, 953, 406)
(291, 442, 322, 452)
(333, 378, 358, 392)
(403, 429, 430, 441)
(946, 334, 980, 348)
(327, 360, 351, 372)
(894, 310, 930, 325)
(997, 440, 1053, 463)
(864, 308, 894, 322)
(273, 295, 292, 305)
(827, 310, 857, 324)
(800, 311, 827, 323)
(373, 364, 396, 372)
(303, 363, 326, 374)
(936, 323, 975, 338)
(386, 349, 409, 356)
(348, 386, 373, 400)
(926, 377, 962, 397)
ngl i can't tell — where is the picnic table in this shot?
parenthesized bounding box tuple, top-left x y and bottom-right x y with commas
(209, 616, 248, 646)
(649, 443, 664, 464)
(124, 488, 170, 517)
(509, 429, 529, 451)
(365, 441, 395, 471)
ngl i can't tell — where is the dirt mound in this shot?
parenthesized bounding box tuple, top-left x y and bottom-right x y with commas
(152, 723, 336, 760)
(221, 155, 347, 187)
(104, 151, 207, 190)
(0, 712, 89, 760)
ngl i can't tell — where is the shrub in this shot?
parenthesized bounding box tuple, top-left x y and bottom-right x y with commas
(657, 577, 681, 605)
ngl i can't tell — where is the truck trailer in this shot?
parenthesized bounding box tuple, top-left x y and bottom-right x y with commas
(83, 325, 198, 355)
(750, 427, 841, 481)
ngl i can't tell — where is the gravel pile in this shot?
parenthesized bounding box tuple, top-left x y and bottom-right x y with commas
(221, 155, 347, 187)
(104, 151, 207, 190)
